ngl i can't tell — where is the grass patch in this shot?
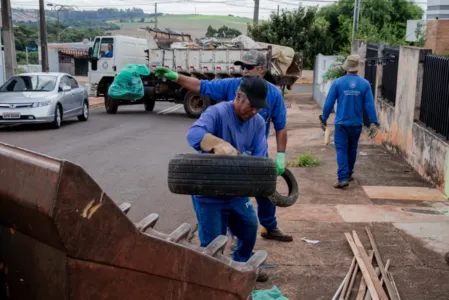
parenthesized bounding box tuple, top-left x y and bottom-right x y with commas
(288, 152, 320, 168)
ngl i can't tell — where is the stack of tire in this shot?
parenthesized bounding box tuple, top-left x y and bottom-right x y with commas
(168, 154, 298, 207)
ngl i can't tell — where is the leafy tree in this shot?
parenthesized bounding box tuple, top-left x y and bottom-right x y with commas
(248, 6, 333, 69)
(205, 25, 242, 38)
(206, 25, 217, 37)
(319, 0, 423, 52)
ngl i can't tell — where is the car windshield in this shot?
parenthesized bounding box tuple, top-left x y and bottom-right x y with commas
(0, 75, 57, 92)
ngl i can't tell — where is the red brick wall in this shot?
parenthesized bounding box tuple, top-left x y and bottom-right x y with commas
(426, 20, 449, 55)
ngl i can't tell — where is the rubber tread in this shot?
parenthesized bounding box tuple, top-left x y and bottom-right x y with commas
(168, 154, 277, 197)
(268, 168, 299, 207)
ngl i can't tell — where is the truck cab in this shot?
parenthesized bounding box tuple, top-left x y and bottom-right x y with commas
(87, 35, 148, 98)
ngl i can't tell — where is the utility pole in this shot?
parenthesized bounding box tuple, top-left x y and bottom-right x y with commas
(277, 5, 280, 16)
(1, 0, 17, 78)
(154, 2, 158, 29)
(253, 0, 259, 24)
(39, 0, 49, 72)
(351, 0, 361, 44)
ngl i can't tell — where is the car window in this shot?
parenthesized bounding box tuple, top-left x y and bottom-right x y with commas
(100, 38, 114, 58)
(68, 77, 79, 89)
(0, 75, 57, 92)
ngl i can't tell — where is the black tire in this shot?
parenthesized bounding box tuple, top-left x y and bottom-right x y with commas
(168, 153, 277, 197)
(104, 83, 119, 114)
(78, 100, 89, 121)
(184, 91, 211, 119)
(51, 104, 62, 129)
(144, 87, 156, 112)
(268, 168, 299, 207)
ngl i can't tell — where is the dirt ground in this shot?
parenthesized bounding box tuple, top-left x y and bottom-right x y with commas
(252, 94, 449, 299)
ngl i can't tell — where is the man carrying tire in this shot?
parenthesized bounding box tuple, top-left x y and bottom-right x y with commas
(154, 49, 292, 243)
(186, 76, 269, 281)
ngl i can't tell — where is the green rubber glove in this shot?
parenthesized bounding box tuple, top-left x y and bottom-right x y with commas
(153, 67, 179, 81)
(275, 152, 285, 176)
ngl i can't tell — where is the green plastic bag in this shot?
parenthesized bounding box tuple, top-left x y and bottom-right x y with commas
(252, 286, 288, 300)
(108, 64, 151, 101)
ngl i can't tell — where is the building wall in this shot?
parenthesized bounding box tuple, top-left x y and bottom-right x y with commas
(366, 45, 449, 195)
(312, 54, 339, 108)
(425, 20, 449, 54)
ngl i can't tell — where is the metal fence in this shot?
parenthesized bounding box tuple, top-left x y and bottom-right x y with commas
(419, 55, 449, 140)
(364, 43, 378, 94)
(381, 46, 400, 105)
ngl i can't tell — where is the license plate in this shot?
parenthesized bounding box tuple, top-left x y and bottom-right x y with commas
(3, 112, 21, 119)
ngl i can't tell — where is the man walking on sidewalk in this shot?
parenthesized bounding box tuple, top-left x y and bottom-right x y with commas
(319, 54, 379, 188)
(154, 50, 292, 242)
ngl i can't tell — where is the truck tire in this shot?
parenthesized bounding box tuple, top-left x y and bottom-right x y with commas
(268, 168, 299, 207)
(184, 92, 211, 119)
(144, 87, 156, 112)
(104, 83, 119, 114)
(168, 154, 277, 197)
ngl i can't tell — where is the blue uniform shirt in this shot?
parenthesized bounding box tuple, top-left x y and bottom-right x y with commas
(186, 101, 268, 202)
(322, 74, 378, 126)
(200, 78, 287, 138)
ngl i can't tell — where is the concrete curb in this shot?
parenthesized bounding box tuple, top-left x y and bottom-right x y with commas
(294, 80, 313, 85)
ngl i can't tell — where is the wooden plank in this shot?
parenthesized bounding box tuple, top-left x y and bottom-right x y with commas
(340, 257, 357, 300)
(362, 186, 447, 202)
(365, 260, 391, 300)
(344, 233, 380, 300)
(355, 251, 374, 300)
(352, 231, 389, 300)
(388, 271, 402, 300)
(345, 252, 370, 300)
(365, 227, 399, 300)
(333, 257, 355, 300)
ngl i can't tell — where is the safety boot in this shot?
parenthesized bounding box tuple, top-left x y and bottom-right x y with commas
(333, 181, 349, 189)
(261, 228, 293, 242)
(256, 270, 269, 282)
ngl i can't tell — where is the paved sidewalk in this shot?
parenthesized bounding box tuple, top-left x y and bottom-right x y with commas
(89, 97, 104, 109)
(253, 94, 449, 299)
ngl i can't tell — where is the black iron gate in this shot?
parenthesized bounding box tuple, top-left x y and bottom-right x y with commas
(419, 55, 449, 140)
(381, 46, 400, 105)
(364, 43, 378, 94)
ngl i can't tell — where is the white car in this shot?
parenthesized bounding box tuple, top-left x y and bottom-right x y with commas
(0, 72, 89, 129)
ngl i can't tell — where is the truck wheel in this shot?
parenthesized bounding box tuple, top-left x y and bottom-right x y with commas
(184, 92, 211, 119)
(268, 168, 299, 207)
(168, 154, 277, 197)
(144, 87, 156, 112)
(104, 83, 119, 114)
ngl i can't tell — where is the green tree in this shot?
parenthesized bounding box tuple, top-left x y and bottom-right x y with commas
(248, 6, 333, 69)
(319, 0, 423, 53)
(205, 25, 217, 37)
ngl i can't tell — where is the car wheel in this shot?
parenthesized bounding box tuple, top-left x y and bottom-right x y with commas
(144, 87, 156, 112)
(104, 83, 118, 114)
(78, 100, 89, 121)
(167, 154, 277, 197)
(51, 105, 62, 129)
(183, 92, 211, 119)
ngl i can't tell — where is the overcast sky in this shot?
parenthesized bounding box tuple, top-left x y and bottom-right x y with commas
(10, 0, 428, 20)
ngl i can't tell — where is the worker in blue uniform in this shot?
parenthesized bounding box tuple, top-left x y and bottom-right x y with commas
(185, 76, 269, 280)
(319, 54, 379, 188)
(154, 49, 292, 243)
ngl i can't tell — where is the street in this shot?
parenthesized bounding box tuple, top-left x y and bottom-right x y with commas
(0, 102, 197, 233)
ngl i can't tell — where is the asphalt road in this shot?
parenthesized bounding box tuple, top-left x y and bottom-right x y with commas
(0, 86, 313, 233)
(0, 102, 198, 233)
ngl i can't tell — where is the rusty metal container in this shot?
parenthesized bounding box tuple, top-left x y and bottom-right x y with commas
(0, 142, 266, 299)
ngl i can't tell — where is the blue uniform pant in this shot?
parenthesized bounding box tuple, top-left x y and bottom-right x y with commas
(191, 196, 258, 262)
(334, 124, 363, 182)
